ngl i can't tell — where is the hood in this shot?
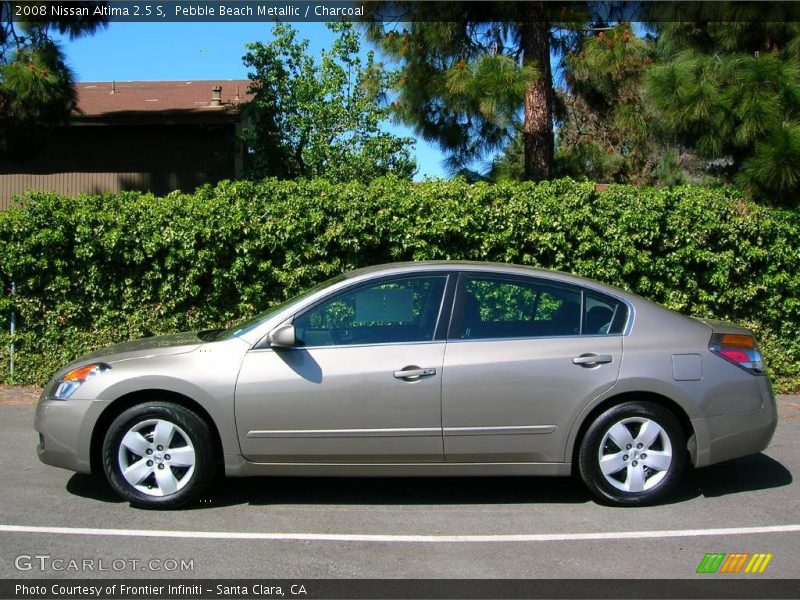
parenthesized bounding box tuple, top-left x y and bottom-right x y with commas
(76, 331, 205, 364)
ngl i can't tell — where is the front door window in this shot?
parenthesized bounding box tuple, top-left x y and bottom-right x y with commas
(294, 275, 448, 347)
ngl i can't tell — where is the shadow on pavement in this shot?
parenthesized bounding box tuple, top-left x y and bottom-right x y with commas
(65, 452, 791, 510)
(66, 473, 124, 504)
(206, 474, 593, 507)
(682, 452, 793, 498)
(66, 471, 592, 508)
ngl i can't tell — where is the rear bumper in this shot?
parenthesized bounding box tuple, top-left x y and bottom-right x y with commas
(691, 377, 778, 467)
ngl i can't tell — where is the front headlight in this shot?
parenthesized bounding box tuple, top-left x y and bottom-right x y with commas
(52, 363, 111, 400)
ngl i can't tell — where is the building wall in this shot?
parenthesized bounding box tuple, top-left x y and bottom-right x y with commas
(0, 121, 239, 209)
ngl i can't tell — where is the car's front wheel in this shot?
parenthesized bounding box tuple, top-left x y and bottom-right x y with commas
(102, 402, 216, 509)
(578, 401, 686, 506)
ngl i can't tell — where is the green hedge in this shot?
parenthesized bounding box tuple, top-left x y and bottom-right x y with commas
(0, 177, 798, 391)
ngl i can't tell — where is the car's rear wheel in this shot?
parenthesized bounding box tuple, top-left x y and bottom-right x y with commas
(102, 402, 216, 509)
(578, 401, 686, 506)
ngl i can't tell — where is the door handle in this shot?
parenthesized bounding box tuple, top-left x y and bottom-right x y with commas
(393, 367, 437, 380)
(572, 354, 613, 366)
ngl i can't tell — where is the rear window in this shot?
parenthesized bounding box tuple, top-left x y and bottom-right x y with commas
(583, 292, 629, 335)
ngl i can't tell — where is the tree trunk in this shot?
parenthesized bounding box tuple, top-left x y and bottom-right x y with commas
(520, 5, 553, 181)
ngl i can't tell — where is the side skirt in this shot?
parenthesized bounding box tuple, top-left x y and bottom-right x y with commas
(223, 457, 572, 478)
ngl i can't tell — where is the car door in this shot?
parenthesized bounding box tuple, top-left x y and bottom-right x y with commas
(235, 273, 453, 463)
(442, 272, 625, 463)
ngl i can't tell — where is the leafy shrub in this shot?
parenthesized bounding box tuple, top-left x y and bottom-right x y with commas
(0, 178, 798, 391)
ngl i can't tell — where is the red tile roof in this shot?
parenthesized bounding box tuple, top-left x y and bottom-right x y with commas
(75, 80, 252, 115)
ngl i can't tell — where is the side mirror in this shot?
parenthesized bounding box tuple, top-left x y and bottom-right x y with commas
(268, 324, 297, 348)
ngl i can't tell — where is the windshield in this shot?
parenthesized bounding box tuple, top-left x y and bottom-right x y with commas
(215, 274, 347, 340)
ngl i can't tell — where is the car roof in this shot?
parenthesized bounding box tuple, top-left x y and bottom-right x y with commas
(341, 261, 639, 301)
(234, 261, 666, 346)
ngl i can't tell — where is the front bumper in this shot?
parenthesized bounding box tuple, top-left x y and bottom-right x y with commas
(34, 395, 106, 474)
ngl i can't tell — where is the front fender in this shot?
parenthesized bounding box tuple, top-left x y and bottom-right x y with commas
(85, 347, 245, 463)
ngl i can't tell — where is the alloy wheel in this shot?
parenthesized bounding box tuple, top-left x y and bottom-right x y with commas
(597, 417, 673, 493)
(117, 418, 196, 497)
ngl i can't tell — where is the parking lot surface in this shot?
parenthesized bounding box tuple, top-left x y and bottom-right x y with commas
(1, 389, 798, 579)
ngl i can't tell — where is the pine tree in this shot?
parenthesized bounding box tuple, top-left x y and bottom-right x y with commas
(556, 24, 654, 183)
(646, 8, 800, 203)
(0, 2, 108, 158)
(366, 2, 582, 181)
(489, 22, 659, 184)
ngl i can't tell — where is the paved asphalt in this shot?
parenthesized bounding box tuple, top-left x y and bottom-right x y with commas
(0, 394, 798, 580)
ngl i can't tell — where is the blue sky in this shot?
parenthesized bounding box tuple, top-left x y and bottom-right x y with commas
(59, 22, 449, 179)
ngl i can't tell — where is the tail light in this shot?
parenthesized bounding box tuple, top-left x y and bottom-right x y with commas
(709, 333, 764, 374)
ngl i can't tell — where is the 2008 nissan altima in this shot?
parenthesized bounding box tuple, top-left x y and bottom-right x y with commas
(35, 261, 777, 508)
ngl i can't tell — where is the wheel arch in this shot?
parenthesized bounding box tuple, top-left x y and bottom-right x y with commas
(90, 389, 225, 476)
(567, 391, 696, 470)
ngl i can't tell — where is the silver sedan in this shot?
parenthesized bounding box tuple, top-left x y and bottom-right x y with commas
(35, 262, 778, 508)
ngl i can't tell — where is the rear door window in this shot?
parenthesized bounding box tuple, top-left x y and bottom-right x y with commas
(454, 275, 582, 339)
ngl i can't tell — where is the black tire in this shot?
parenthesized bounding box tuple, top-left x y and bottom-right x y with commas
(102, 401, 216, 509)
(578, 401, 686, 506)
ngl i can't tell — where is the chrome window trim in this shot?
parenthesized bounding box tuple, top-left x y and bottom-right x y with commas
(449, 270, 635, 341)
(248, 340, 446, 352)
(445, 334, 623, 344)
(253, 271, 455, 350)
(247, 265, 637, 348)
